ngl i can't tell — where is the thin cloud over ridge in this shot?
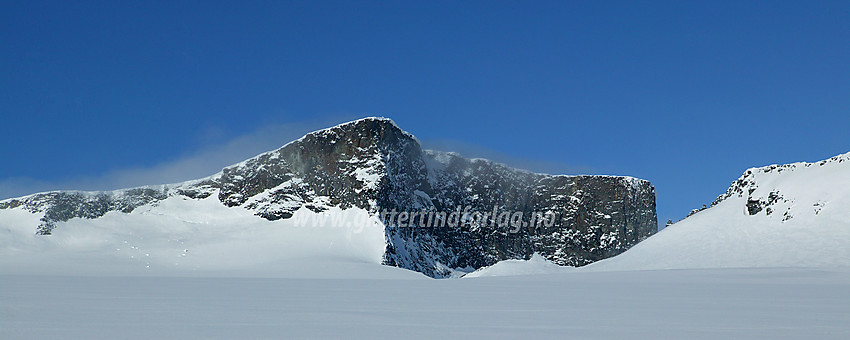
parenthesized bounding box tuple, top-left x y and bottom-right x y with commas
(421, 139, 596, 176)
(0, 118, 345, 199)
(1, 117, 593, 200)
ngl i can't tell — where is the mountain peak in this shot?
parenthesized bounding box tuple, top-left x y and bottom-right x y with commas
(300, 116, 407, 143)
(0, 117, 657, 278)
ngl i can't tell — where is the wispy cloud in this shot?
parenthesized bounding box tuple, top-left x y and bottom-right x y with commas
(421, 139, 595, 176)
(1, 116, 593, 200)
(0, 117, 350, 199)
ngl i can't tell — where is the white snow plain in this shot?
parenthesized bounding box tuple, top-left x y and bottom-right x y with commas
(2, 152, 850, 339)
(3, 268, 849, 339)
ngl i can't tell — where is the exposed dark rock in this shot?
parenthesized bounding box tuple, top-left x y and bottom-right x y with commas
(746, 198, 764, 215)
(744, 190, 784, 216)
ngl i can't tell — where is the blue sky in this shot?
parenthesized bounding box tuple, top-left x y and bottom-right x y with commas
(2, 1, 848, 228)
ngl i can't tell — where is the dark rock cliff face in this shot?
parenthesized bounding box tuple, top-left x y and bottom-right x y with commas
(0, 118, 657, 277)
(383, 150, 656, 276)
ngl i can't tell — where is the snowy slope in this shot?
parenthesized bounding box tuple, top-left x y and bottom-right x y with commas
(589, 151, 850, 271)
(0, 195, 424, 279)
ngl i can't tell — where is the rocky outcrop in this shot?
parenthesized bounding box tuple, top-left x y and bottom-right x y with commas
(0, 117, 657, 277)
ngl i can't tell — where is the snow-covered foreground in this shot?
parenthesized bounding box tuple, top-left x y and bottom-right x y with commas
(3, 268, 849, 339)
(3, 152, 849, 338)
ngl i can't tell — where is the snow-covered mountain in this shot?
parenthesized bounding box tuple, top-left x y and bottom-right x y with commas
(588, 151, 850, 271)
(0, 117, 657, 278)
(2, 127, 847, 340)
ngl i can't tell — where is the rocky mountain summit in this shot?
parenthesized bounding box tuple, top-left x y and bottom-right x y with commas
(0, 118, 657, 277)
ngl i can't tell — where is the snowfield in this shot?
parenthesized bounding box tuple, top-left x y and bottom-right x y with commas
(2, 152, 850, 339)
(3, 268, 849, 339)
(0, 196, 392, 278)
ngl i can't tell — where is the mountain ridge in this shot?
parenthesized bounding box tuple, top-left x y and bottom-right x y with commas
(0, 117, 658, 277)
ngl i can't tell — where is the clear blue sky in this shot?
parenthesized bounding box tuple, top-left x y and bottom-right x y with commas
(2, 1, 848, 228)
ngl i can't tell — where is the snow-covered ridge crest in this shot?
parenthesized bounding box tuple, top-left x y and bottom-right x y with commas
(712, 150, 849, 208)
(589, 151, 850, 271)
